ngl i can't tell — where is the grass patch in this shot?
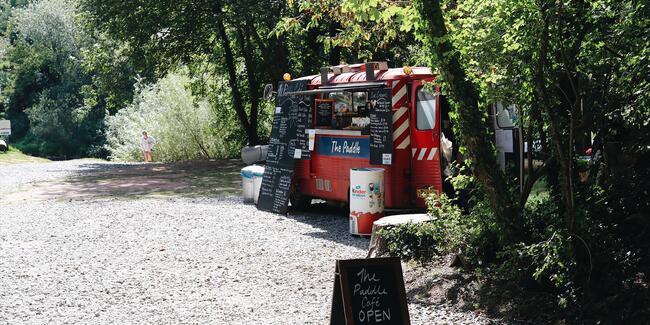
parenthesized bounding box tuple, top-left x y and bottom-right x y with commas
(0, 146, 50, 165)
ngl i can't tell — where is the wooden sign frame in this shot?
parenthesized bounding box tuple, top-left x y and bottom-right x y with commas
(315, 99, 334, 128)
(330, 257, 411, 325)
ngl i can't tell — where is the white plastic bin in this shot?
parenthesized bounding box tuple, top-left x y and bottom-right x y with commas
(252, 166, 265, 204)
(240, 166, 257, 202)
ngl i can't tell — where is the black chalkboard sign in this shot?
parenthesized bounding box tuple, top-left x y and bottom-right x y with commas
(369, 89, 393, 165)
(315, 99, 334, 127)
(257, 80, 311, 214)
(330, 257, 410, 325)
(292, 97, 312, 160)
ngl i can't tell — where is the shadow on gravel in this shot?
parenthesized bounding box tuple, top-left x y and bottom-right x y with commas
(403, 261, 563, 325)
(286, 203, 369, 251)
(7, 159, 246, 201)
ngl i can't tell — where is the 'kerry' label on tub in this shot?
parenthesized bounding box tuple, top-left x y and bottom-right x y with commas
(330, 257, 410, 325)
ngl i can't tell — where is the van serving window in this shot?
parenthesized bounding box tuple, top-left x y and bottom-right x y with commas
(416, 88, 436, 130)
(326, 91, 371, 130)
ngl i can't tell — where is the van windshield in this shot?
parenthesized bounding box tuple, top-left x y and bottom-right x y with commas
(416, 88, 436, 130)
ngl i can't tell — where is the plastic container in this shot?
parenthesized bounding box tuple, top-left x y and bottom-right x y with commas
(240, 166, 256, 202)
(252, 166, 265, 204)
(241, 145, 269, 164)
(349, 168, 385, 235)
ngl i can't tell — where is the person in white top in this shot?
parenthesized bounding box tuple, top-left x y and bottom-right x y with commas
(140, 131, 156, 162)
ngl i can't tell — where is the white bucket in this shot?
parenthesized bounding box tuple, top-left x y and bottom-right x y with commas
(349, 168, 385, 235)
(252, 166, 265, 204)
(241, 166, 258, 202)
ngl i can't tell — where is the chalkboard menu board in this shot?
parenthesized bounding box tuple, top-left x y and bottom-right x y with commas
(315, 99, 334, 127)
(292, 97, 312, 160)
(257, 80, 312, 214)
(369, 89, 393, 165)
(330, 257, 410, 325)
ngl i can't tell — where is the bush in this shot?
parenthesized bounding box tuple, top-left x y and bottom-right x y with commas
(382, 184, 581, 310)
(378, 222, 438, 265)
(379, 190, 498, 267)
(105, 70, 238, 162)
(25, 90, 97, 157)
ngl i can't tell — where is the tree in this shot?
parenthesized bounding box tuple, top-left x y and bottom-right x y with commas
(105, 70, 233, 162)
(2, 0, 105, 157)
(413, 0, 522, 242)
(79, 0, 296, 145)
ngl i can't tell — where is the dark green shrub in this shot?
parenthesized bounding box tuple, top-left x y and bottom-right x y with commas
(378, 222, 438, 264)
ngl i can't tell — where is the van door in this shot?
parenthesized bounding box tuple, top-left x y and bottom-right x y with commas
(410, 80, 443, 206)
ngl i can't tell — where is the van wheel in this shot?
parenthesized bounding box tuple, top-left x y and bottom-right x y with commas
(290, 188, 313, 210)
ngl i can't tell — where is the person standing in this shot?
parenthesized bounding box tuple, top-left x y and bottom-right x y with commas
(140, 131, 156, 162)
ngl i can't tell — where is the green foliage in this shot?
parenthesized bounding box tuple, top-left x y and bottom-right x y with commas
(13, 0, 88, 55)
(1, 0, 105, 157)
(378, 222, 438, 265)
(105, 70, 240, 162)
(26, 89, 101, 157)
(79, 34, 138, 115)
(79, 0, 293, 145)
(276, 0, 416, 65)
(499, 230, 577, 309)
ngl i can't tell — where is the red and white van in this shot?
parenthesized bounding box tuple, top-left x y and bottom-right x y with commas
(288, 62, 449, 209)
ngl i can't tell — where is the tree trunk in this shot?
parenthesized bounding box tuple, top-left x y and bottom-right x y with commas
(414, 0, 522, 243)
(235, 22, 261, 144)
(301, 27, 322, 75)
(214, 5, 257, 145)
(248, 24, 290, 89)
(533, 3, 575, 231)
(328, 20, 341, 66)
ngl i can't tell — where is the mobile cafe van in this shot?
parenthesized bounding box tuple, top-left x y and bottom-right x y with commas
(273, 62, 452, 211)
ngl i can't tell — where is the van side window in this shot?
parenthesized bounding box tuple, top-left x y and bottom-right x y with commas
(416, 88, 436, 130)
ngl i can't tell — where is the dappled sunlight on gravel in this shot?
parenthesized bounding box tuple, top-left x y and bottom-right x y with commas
(0, 161, 491, 324)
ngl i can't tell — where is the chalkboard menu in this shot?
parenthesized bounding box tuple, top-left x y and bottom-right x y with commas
(315, 99, 334, 127)
(330, 257, 411, 325)
(257, 80, 312, 214)
(292, 97, 312, 160)
(368, 89, 393, 165)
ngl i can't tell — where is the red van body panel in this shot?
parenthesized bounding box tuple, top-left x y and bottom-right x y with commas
(409, 79, 443, 207)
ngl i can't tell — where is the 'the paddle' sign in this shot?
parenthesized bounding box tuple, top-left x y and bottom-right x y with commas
(330, 257, 410, 325)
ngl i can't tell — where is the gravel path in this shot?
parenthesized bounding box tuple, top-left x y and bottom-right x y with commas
(0, 161, 490, 324)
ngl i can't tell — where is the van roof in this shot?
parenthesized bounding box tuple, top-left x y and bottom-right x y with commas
(294, 67, 435, 86)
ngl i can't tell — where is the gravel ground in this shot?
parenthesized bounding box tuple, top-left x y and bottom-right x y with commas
(0, 160, 138, 196)
(0, 161, 490, 324)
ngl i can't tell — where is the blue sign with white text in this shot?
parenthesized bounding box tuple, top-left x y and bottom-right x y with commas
(317, 136, 369, 159)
